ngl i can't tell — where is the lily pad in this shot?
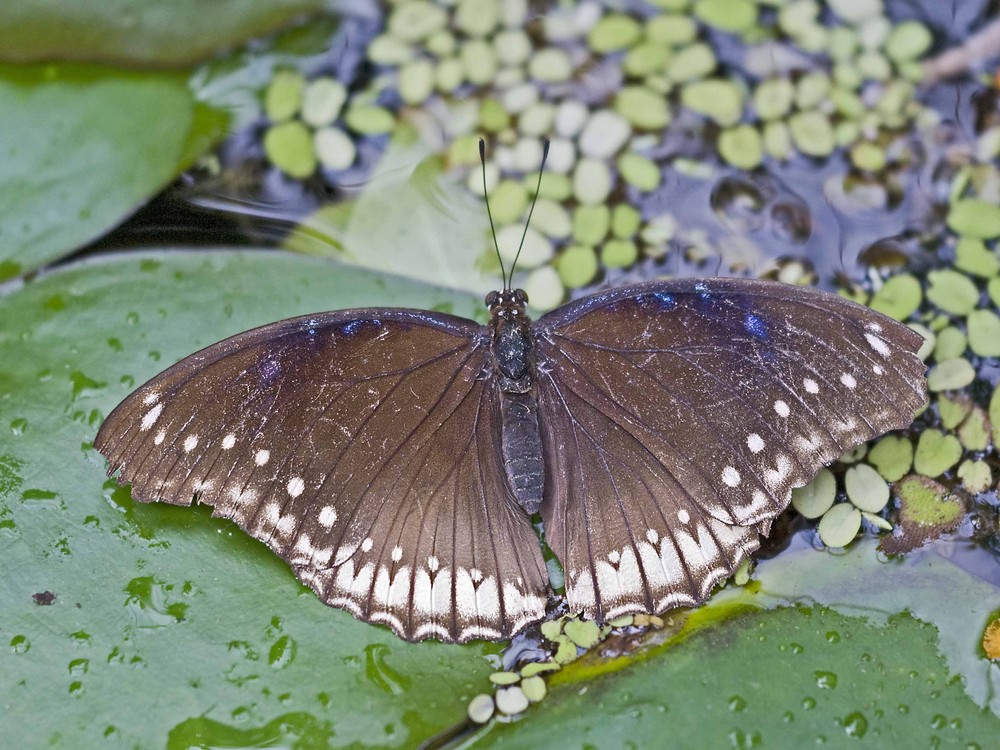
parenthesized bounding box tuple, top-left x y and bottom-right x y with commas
(957, 406, 990, 452)
(868, 273, 921, 321)
(967, 309, 1000, 357)
(0, 1, 327, 66)
(680, 78, 745, 127)
(991, 385, 1000, 449)
(844, 463, 890, 513)
(475, 539, 1000, 747)
(0, 64, 228, 282)
(563, 619, 602, 649)
(586, 13, 642, 53)
(913, 429, 963, 477)
(0, 251, 498, 748)
(694, 0, 757, 33)
(866, 435, 913, 482)
(954, 237, 1000, 278)
(938, 393, 972, 430)
(932, 326, 967, 362)
(718, 125, 764, 169)
(947, 199, 1000, 239)
(926, 358, 976, 392)
(926, 269, 979, 316)
(817, 502, 861, 547)
(881, 475, 964, 555)
(791, 468, 836, 519)
(788, 110, 836, 157)
(957, 459, 993, 495)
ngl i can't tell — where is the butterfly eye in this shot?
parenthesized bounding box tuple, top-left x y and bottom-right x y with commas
(515, 289, 528, 304)
(485, 291, 500, 307)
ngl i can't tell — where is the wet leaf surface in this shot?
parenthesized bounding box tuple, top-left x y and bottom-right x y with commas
(473, 539, 1000, 747)
(0, 1, 327, 66)
(0, 65, 227, 281)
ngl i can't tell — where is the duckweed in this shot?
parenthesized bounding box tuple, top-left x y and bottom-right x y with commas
(818, 503, 862, 548)
(913, 430, 963, 478)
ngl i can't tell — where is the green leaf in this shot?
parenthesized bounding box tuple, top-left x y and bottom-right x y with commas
(285, 132, 503, 297)
(866, 435, 913, 482)
(0, 1, 328, 67)
(957, 459, 993, 494)
(0, 64, 228, 281)
(868, 273, 921, 321)
(791, 468, 836, 519)
(913, 429, 963, 477)
(947, 199, 1000, 239)
(926, 358, 976, 392)
(817, 502, 861, 547)
(882, 475, 964, 555)
(0, 251, 498, 748)
(475, 540, 1000, 747)
(843, 463, 889, 513)
(926, 269, 979, 316)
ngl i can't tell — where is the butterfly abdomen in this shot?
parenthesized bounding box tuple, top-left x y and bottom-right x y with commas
(500, 390, 544, 515)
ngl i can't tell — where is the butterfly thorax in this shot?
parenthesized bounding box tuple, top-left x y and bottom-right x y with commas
(487, 288, 534, 394)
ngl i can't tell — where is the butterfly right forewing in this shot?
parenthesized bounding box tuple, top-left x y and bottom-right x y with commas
(96, 309, 549, 642)
(533, 278, 926, 622)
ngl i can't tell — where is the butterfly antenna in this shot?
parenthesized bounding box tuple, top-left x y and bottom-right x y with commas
(509, 139, 550, 280)
(479, 139, 507, 290)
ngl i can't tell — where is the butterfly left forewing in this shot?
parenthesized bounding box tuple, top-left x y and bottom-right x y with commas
(96, 309, 548, 642)
(533, 278, 926, 621)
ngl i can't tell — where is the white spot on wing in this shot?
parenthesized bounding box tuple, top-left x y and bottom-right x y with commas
(722, 466, 741, 487)
(865, 332, 891, 357)
(154, 430, 166, 445)
(427, 555, 440, 572)
(361, 537, 373, 552)
(318, 505, 337, 528)
(255, 449, 270, 466)
(873, 364, 884, 375)
(747, 433, 765, 453)
(646, 528, 659, 544)
(840, 372, 857, 389)
(391, 545, 403, 562)
(222, 433, 236, 450)
(678, 509, 690, 524)
(803, 378, 819, 394)
(748, 490, 770, 516)
(764, 455, 792, 491)
(796, 433, 822, 452)
(140, 403, 163, 431)
(183, 434, 199, 452)
(287, 476, 305, 497)
(229, 486, 256, 505)
(774, 400, 790, 418)
(143, 392, 160, 405)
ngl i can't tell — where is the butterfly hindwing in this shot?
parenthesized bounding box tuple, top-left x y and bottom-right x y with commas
(533, 278, 926, 621)
(96, 309, 548, 642)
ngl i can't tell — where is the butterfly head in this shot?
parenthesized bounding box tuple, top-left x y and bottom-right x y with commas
(486, 288, 528, 321)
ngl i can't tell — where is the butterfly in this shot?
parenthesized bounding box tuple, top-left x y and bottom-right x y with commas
(95, 144, 927, 643)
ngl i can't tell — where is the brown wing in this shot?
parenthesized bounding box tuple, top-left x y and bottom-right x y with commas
(533, 278, 926, 621)
(96, 309, 548, 642)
